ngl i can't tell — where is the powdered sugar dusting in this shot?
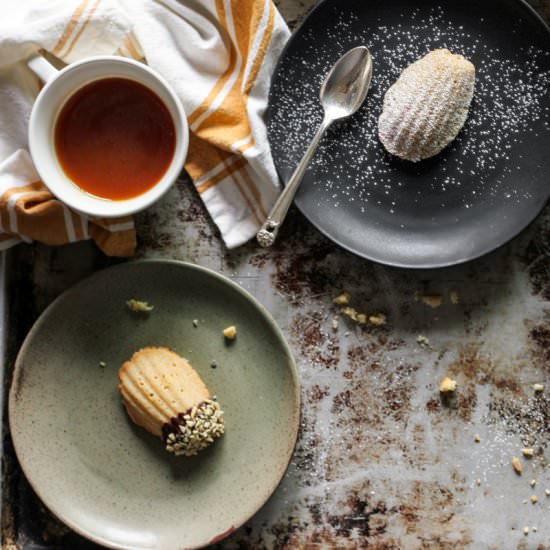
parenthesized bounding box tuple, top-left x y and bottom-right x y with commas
(268, 6, 550, 217)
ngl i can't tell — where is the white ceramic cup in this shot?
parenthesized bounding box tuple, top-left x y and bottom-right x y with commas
(27, 54, 188, 218)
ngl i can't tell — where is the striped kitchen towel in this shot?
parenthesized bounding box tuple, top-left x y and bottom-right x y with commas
(0, 0, 289, 255)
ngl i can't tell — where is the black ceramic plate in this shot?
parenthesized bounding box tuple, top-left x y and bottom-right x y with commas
(267, 0, 550, 268)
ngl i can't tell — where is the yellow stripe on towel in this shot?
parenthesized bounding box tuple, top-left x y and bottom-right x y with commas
(187, 0, 238, 129)
(52, 0, 89, 56)
(62, 0, 102, 60)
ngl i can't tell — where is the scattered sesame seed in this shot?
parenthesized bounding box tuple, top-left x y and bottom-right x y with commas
(474, 434, 480, 442)
(476, 478, 481, 486)
(99, 361, 107, 368)
(210, 361, 217, 369)
(530, 479, 536, 487)
(521, 448, 534, 458)
(545, 489, 550, 497)
(533, 383, 544, 392)
(523, 526, 529, 536)
(192, 319, 199, 327)
(512, 456, 522, 475)
(530, 495, 538, 504)
(331, 316, 339, 330)
(449, 290, 460, 304)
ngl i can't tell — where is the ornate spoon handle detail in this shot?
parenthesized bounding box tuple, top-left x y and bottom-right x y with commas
(257, 120, 329, 247)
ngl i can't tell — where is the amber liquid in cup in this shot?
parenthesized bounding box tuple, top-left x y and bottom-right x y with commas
(54, 77, 176, 201)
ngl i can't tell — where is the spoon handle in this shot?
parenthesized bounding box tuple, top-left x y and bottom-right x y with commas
(257, 119, 330, 247)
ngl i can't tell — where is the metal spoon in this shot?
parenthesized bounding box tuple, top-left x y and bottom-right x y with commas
(257, 46, 373, 247)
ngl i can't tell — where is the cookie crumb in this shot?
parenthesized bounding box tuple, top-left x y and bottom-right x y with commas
(369, 313, 387, 326)
(530, 495, 538, 504)
(421, 294, 443, 308)
(341, 306, 359, 322)
(512, 456, 522, 475)
(126, 299, 154, 313)
(521, 448, 534, 458)
(356, 313, 367, 325)
(417, 334, 430, 347)
(533, 383, 544, 392)
(333, 292, 351, 306)
(439, 376, 457, 393)
(223, 325, 237, 340)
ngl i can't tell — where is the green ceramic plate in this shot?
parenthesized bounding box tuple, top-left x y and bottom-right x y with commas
(9, 260, 300, 549)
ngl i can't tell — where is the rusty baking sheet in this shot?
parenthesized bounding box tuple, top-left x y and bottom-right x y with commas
(2, 1, 550, 548)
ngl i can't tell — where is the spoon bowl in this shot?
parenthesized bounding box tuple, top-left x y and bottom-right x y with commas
(320, 46, 373, 120)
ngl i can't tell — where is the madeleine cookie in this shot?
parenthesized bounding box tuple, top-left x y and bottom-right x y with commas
(378, 49, 475, 162)
(118, 347, 224, 456)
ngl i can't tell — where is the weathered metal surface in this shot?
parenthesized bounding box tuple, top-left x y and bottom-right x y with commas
(2, 1, 550, 548)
